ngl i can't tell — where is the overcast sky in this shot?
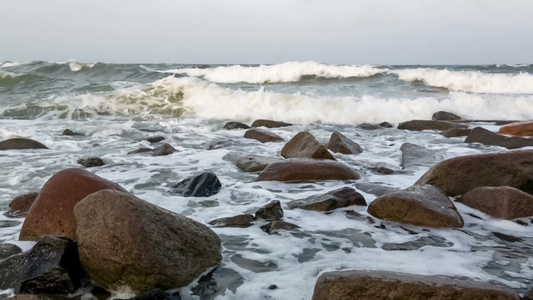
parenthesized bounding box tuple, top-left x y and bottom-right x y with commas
(1, 0, 532, 64)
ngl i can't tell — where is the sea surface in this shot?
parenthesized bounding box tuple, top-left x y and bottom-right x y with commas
(1, 61, 533, 299)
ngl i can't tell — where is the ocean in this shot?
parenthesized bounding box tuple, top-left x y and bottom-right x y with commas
(1, 61, 533, 299)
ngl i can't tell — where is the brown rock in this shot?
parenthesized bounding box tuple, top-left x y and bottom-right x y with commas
(251, 119, 292, 128)
(19, 168, 125, 241)
(524, 288, 533, 300)
(0, 138, 48, 150)
(261, 221, 300, 234)
(398, 120, 467, 131)
(288, 187, 366, 211)
(128, 147, 153, 155)
(256, 158, 360, 182)
(152, 143, 177, 156)
(144, 136, 165, 144)
(442, 128, 472, 138)
(243, 128, 284, 143)
(367, 184, 464, 228)
(223, 121, 250, 130)
(255, 200, 283, 221)
(208, 214, 255, 228)
(236, 155, 283, 172)
(77, 157, 105, 168)
(8, 192, 39, 217)
(465, 127, 533, 149)
(416, 150, 533, 196)
(457, 186, 533, 219)
(281, 132, 335, 160)
(327, 132, 363, 155)
(62, 129, 81, 136)
(312, 270, 520, 300)
(499, 121, 533, 136)
(432, 111, 461, 121)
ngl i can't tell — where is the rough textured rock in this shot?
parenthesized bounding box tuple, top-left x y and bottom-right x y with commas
(432, 111, 461, 121)
(243, 128, 284, 143)
(523, 288, 533, 300)
(281, 132, 335, 160)
(256, 158, 360, 182)
(442, 128, 472, 138)
(0, 243, 22, 260)
(251, 119, 292, 128)
(172, 172, 222, 197)
(398, 120, 467, 131)
(208, 214, 255, 228)
(75, 190, 222, 291)
(499, 121, 533, 137)
(0, 236, 85, 294)
(255, 200, 283, 220)
(0, 138, 48, 150)
(153, 143, 177, 156)
(236, 155, 283, 172)
(8, 192, 39, 217)
(368, 185, 464, 228)
(416, 150, 533, 196)
(145, 136, 165, 144)
(457, 186, 533, 219)
(288, 187, 366, 211)
(77, 157, 105, 168)
(465, 127, 533, 149)
(327, 132, 363, 155)
(62, 129, 81, 136)
(223, 121, 250, 130)
(19, 168, 125, 241)
(400, 143, 437, 169)
(312, 270, 520, 300)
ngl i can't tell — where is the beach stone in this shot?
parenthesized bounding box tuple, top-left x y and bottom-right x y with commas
(432, 111, 461, 121)
(327, 132, 363, 155)
(442, 128, 472, 138)
(128, 147, 153, 155)
(499, 121, 533, 137)
(457, 186, 533, 219)
(236, 155, 283, 172)
(288, 187, 366, 212)
(208, 214, 255, 228)
(255, 200, 283, 221)
(74, 190, 222, 291)
(400, 143, 437, 169)
(465, 127, 533, 149)
(367, 184, 464, 228)
(0, 244, 22, 260)
(379, 122, 393, 128)
(312, 270, 520, 300)
(261, 221, 300, 235)
(145, 136, 165, 144)
(256, 158, 360, 182)
(355, 183, 400, 197)
(0, 138, 48, 150)
(416, 150, 533, 196)
(19, 168, 125, 241)
(281, 132, 335, 160)
(223, 121, 250, 130)
(77, 157, 105, 168)
(8, 192, 39, 217)
(0, 236, 85, 294)
(62, 129, 81, 136)
(153, 143, 177, 156)
(356, 123, 382, 130)
(398, 120, 466, 131)
(251, 119, 292, 128)
(243, 128, 284, 143)
(172, 172, 222, 197)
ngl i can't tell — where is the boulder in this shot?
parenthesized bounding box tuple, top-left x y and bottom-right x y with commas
(432, 111, 461, 121)
(312, 270, 520, 300)
(499, 121, 533, 137)
(356, 123, 382, 130)
(442, 128, 472, 138)
(223, 121, 250, 130)
(172, 172, 222, 197)
(19, 168, 125, 241)
(0, 138, 48, 150)
(236, 155, 283, 172)
(398, 120, 466, 131)
(8, 192, 39, 217)
(208, 214, 255, 228)
(251, 119, 292, 128)
(367, 185, 464, 228)
(0, 244, 22, 260)
(128, 147, 153, 155)
(457, 186, 533, 219)
(355, 183, 400, 197)
(74, 190, 222, 291)
(465, 127, 533, 149)
(416, 150, 533, 196)
(379, 122, 393, 128)
(0, 236, 85, 294)
(288, 187, 366, 211)
(77, 157, 105, 168)
(62, 129, 81, 136)
(400, 143, 437, 169)
(281, 132, 335, 160)
(243, 128, 284, 143)
(255, 200, 283, 221)
(327, 132, 363, 155)
(145, 136, 165, 144)
(256, 158, 360, 182)
(153, 143, 177, 156)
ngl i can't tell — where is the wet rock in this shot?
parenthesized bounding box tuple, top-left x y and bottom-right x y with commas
(416, 149, 533, 196)
(145, 136, 165, 144)
(499, 121, 533, 137)
(312, 270, 520, 300)
(62, 129, 81, 136)
(398, 120, 467, 131)
(493, 232, 522, 243)
(327, 132, 362, 155)
(0, 244, 22, 260)
(0, 236, 85, 294)
(523, 288, 533, 300)
(400, 143, 437, 169)
(255, 200, 283, 221)
(355, 183, 401, 197)
(256, 158, 360, 182)
(190, 267, 243, 299)
(251, 119, 292, 128)
(127, 289, 181, 300)
(172, 172, 222, 197)
(0, 138, 48, 150)
(368, 184, 464, 228)
(236, 155, 283, 172)
(465, 127, 533, 149)
(442, 127, 472, 138)
(382, 235, 453, 251)
(208, 214, 255, 228)
(379, 122, 393, 128)
(19, 168, 126, 241)
(0, 220, 21, 228)
(372, 166, 395, 174)
(223, 121, 250, 130)
(244, 128, 284, 143)
(128, 147, 153, 155)
(8, 192, 39, 217)
(281, 132, 335, 160)
(75, 190, 222, 291)
(356, 123, 382, 130)
(432, 111, 461, 121)
(288, 187, 366, 212)
(208, 138, 240, 150)
(230, 254, 277, 273)
(152, 143, 177, 156)
(77, 157, 105, 168)
(457, 186, 533, 219)
(260, 221, 300, 235)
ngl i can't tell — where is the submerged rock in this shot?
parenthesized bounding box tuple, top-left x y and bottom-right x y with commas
(145, 136, 165, 144)
(260, 221, 300, 235)
(8, 192, 39, 217)
(499, 121, 533, 137)
(327, 132, 362, 155)
(465, 127, 533, 149)
(172, 172, 222, 197)
(256, 158, 360, 182)
(208, 214, 255, 228)
(457, 186, 533, 219)
(281, 132, 335, 160)
(251, 119, 292, 128)
(153, 143, 177, 156)
(400, 143, 437, 169)
(62, 129, 82, 136)
(223, 121, 250, 130)
(128, 147, 153, 155)
(0, 138, 48, 150)
(236, 155, 283, 172)
(255, 200, 283, 221)
(243, 128, 284, 143)
(356, 123, 383, 130)
(442, 128, 472, 138)
(288, 187, 366, 212)
(77, 157, 105, 168)
(432, 111, 461, 121)
(398, 120, 466, 131)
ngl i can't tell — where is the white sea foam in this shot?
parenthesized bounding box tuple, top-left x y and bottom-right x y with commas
(69, 62, 96, 72)
(0, 62, 22, 68)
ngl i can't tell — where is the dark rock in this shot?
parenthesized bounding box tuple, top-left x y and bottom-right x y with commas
(398, 120, 467, 131)
(355, 183, 400, 197)
(0, 138, 48, 150)
(190, 267, 243, 299)
(373, 166, 395, 174)
(400, 143, 437, 169)
(432, 111, 461, 121)
(281, 132, 335, 160)
(74, 190, 222, 291)
(493, 232, 522, 243)
(153, 143, 177, 156)
(223, 121, 250, 130)
(465, 127, 533, 149)
(379, 122, 393, 128)
(457, 186, 533, 219)
(208, 138, 239, 150)
(256, 158, 360, 182)
(523, 288, 533, 300)
(327, 132, 362, 155)
(129, 289, 173, 300)
(208, 214, 255, 228)
(236, 155, 283, 172)
(172, 172, 222, 197)
(499, 121, 533, 136)
(356, 123, 382, 130)
(288, 187, 366, 211)
(268, 284, 278, 290)
(312, 270, 520, 300)
(128, 147, 153, 155)
(442, 128, 472, 138)
(260, 221, 300, 235)
(244, 128, 284, 143)
(145, 136, 165, 144)
(77, 157, 105, 168)
(0, 244, 22, 260)
(251, 119, 292, 128)
(368, 184, 464, 228)
(62, 129, 81, 136)
(8, 192, 39, 217)
(255, 200, 283, 221)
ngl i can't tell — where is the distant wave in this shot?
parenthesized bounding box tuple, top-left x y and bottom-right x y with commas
(69, 62, 97, 72)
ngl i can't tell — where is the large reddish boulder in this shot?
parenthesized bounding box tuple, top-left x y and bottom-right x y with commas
(281, 132, 335, 160)
(499, 121, 533, 137)
(19, 168, 125, 241)
(0, 138, 48, 150)
(457, 186, 533, 219)
(256, 158, 360, 182)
